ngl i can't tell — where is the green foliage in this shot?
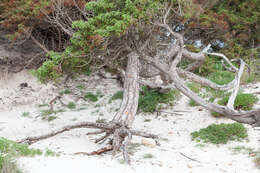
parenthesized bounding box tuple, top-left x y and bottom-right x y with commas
(21, 112, 30, 117)
(84, 91, 103, 102)
(67, 102, 76, 109)
(207, 71, 235, 85)
(191, 123, 248, 144)
(40, 109, 64, 120)
(76, 84, 85, 90)
(0, 138, 42, 160)
(218, 93, 258, 111)
(138, 87, 179, 113)
(189, 99, 198, 107)
(32, 51, 62, 82)
(195, 55, 222, 76)
(0, 138, 56, 172)
(109, 91, 123, 103)
(33, 0, 162, 81)
(185, 44, 200, 53)
(96, 118, 106, 123)
(187, 82, 201, 93)
(143, 153, 154, 159)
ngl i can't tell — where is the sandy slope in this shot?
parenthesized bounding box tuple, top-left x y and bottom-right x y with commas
(0, 70, 259, 173)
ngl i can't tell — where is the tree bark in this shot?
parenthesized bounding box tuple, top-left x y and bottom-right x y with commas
(111, 52, 140, 128)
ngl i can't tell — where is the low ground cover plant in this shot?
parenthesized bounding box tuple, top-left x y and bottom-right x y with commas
(138, 87, 180, 113)
(191, 123, 248, 144)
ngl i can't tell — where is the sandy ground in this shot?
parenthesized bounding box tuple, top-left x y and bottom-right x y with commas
(0, 70, 259, 173)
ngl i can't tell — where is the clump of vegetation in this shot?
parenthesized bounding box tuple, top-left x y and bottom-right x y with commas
(191, 123, 248, 144)
(0, 138, 57, 172)
(185, 44, 200, 53)
(76, 84, 85, 90)
(230, 146, 258, 155)
(187, 82, 201, 93)
(67, 102, 76, 109)
(84, 91, 104, 102)
(0, 137, 42, 172)
(128, 143, 142, 155)
(143, 153, 154, 159)
(40, 109, 64, 121)
(207, 71, 235, 85)
(218, 93, 258, 111)
(109, 91, 123, 103)
(138, 87, 180, 113)
(21, 112, 30, 117)
(47, 116, 57, 121)
(189, 99, 198, 107)
(96, 118, 106, 123)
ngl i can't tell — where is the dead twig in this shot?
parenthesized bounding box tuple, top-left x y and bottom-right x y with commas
(179, 152, 201, 163)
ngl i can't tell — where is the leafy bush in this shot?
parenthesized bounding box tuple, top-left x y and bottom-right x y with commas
(0, 137, 42, 171)
(84, 91, 103, 102)
(67, 102, 76, 109)
(218, 93, 258, 111)
(191, 123, 248, 144)
(109, 91, 123, 103)
(207, 71, 235, 85)
(189, 99, 198, 107)
(138, 87, 179, 113)
(0, 138, 56, 172)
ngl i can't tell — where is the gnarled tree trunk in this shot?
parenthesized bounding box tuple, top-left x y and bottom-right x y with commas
(112, 51, 140, 128)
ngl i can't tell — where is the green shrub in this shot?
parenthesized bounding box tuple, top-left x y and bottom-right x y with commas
(207, 71, 235, 85)
(138, 87, 179, 113)
(0, 138, 56, 172)
(143, 153, 154, 159)
(109, 91, 123, 103)
(67, 102, 76, 109)
(191, 123, 248, 144)
(218, 93, 258, 111)
(187, 82, 201, 93)
(84, 92, 98, 102)
(189, 99, 198, 107)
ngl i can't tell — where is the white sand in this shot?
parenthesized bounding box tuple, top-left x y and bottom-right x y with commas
(0, 70, 259, 173)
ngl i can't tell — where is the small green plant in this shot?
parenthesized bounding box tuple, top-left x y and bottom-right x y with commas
(218, 93, 258, 111)
(191, 123, 248, 144)
(230, 146, 257, 155)
(40, 109, 64, 120)
(138, 87, 180, 113)
(38, 103, 49, 107)
(47, 116, 57, 121)
(84, 92, 99, 102)
(109, 91, 123, 103)
(44, 149, 56, 157)
(187, 82, 201, 93)
(189, 99, 198, 107)
(21, 112, 30, 117)
(76, 84, 85, 90)
(211, 111, 221, 117)
(118, 159, 125, 164)
(0, 138, 57, 172)
(207, 70, 235, 85)
(144, 119, 151, 122)
(96, 118, 106, 123)
(60, 89, 71, 95)
(143, 153, 154, 159)
(67, 102, 76, 109)
(128, 143, 142, 155)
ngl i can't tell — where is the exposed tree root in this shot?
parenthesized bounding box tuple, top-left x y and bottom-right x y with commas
(17, 121, 158, 163)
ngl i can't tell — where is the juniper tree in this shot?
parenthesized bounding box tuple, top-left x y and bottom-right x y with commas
(17, 0, 260, 163)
